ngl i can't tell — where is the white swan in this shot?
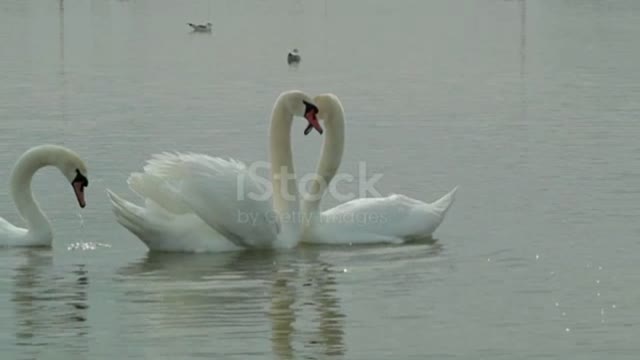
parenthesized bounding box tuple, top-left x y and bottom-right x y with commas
(300, 94, 458, 245)
(106, 90, 323, 252)
(0, 145, 89, 247)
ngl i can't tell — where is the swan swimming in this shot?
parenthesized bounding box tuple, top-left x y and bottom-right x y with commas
(0, 144, 89, 247)
(107, 90, 323, 252)
(300, 94, 458, 245)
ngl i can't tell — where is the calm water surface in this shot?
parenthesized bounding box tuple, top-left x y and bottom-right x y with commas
(1, 0, 640, 358)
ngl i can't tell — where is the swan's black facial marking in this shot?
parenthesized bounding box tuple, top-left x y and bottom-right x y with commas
(303, 100, 319, 116)
(71, 169, 88, 208)
(73, 169, 89, 188)
(303, 100, 323, 136)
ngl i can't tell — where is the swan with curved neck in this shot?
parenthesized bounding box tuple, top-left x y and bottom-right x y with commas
(0, 144, 89, 247)
(106, 90, 322, 252)
(301, 94, 345, 221)
(300, 94, 457, 244)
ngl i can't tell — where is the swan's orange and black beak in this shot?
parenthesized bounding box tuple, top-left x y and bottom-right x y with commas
(303, 100, 323, 136)
(71, 170, 88, 208)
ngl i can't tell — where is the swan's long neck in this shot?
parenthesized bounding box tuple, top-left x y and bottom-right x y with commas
(303, 98, 345, 221)
(9, 147, 55, 239)
(269, 99, 300, 232)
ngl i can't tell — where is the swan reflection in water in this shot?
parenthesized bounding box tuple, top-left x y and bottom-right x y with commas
(10, 249, 89, 356)
(270, 247, 345, 359)
(117, 248, 346, 358)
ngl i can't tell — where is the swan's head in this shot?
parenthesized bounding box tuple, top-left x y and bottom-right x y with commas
(302, 99, 322, 135)
(57, 150, 89, 209)
(280, 90, 323, 135)
(312, 93, 343, 122)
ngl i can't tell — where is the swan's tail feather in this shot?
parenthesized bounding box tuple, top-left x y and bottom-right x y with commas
(430, 186, 458, 217)
(106, 189, 153, 240)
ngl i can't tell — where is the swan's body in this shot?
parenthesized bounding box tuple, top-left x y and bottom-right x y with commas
(0, 145, 89, 247)
(188, 22, 212, 32)
(107, 154, 273, 252)
(107, 186, 240, 253)
(287, 49, 301, 64)
(303, 190, 457, 245)
(107, 90, 322, 252)
(300, 94, 457, 245)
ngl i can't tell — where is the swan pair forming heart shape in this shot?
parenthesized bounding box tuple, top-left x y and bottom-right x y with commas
(0, 91, 457, 251)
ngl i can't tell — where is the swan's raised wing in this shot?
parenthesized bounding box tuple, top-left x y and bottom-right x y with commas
(136, 152, 279, 248)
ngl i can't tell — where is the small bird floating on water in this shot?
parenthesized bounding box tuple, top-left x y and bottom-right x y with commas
(287, 48, 301, 64)
(188, 22, 212, 33)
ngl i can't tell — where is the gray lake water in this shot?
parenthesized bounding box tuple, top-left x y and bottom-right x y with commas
(1, 0, 640, 358)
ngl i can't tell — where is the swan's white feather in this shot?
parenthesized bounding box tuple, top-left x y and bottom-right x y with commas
(108, 152, 280, 250)
(304, 187, 458, 245)
(107, 190, 239, 252)
(0, 217, 30, 247)
(144, 152, 279, 247)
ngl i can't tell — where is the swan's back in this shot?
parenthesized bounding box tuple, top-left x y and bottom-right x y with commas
(315, 189, 456, 244)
